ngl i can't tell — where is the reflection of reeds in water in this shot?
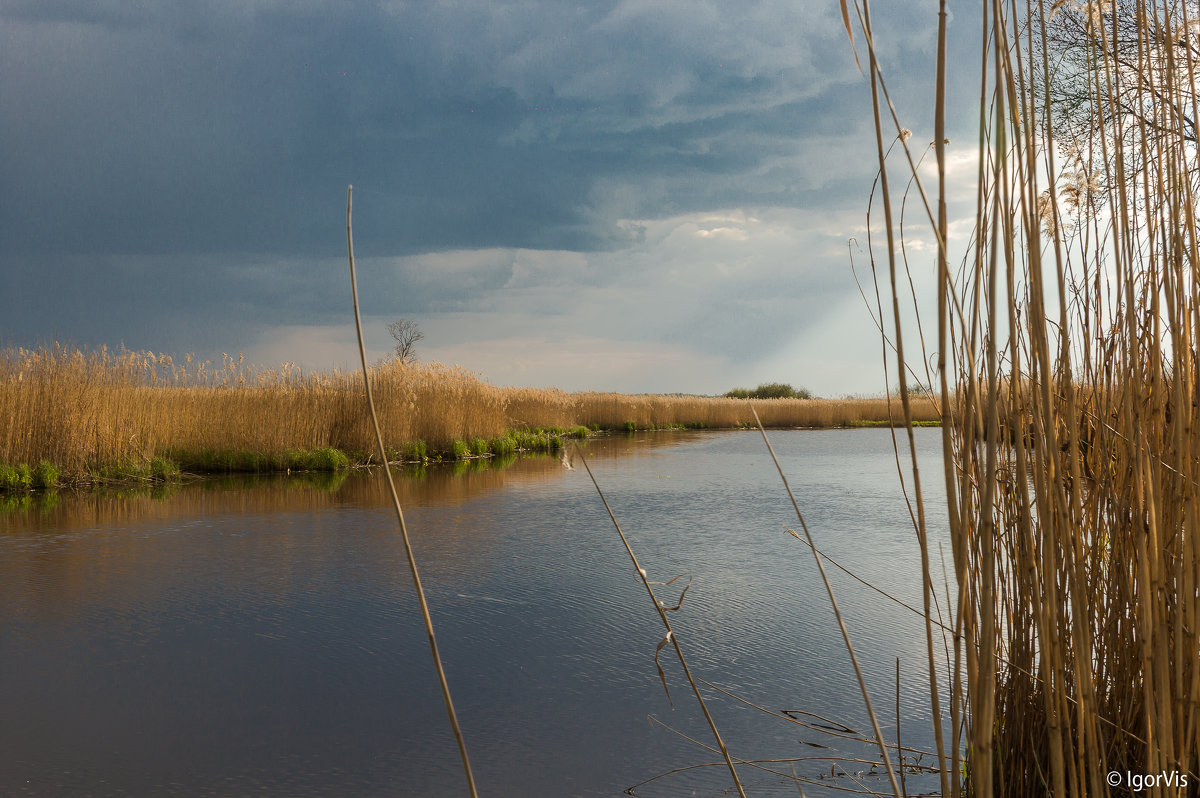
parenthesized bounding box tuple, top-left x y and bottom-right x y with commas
(0, 432, 696, 550)
(855, 0, 1200, 793)
(0, 452, 584, 534)
(0, 466, 554, 647)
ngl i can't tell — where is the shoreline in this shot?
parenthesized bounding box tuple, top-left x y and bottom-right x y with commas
(0, 420, 941, 496)
(1, 345, 943, 496)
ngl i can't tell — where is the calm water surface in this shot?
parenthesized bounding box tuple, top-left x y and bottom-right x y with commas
(1, 429, 951, 797)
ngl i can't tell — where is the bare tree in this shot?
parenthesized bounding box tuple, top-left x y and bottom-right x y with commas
(388, 319, 424, 364)
(1037, 0, 1200, 214)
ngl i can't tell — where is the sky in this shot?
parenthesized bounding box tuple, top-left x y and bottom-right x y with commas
(0, 0, 985, 396)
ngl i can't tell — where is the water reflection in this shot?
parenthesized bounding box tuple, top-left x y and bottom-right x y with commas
(1, 432, 688, 530)
(1, 429, 950, 797)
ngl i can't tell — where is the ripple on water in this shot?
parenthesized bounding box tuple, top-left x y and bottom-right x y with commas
(1, 429, 951, 797)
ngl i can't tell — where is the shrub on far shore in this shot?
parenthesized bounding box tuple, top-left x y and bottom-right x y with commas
(724, 382, 812, 400)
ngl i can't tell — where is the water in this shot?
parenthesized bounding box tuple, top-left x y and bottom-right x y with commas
(1, 429, 951, 797)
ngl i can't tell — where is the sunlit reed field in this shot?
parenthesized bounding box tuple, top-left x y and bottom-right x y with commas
(0, 344, 939, 486)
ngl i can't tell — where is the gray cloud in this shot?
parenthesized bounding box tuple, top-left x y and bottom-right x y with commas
(0, 0, 897, 258)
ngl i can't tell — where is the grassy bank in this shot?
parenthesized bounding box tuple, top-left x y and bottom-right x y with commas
(0, 344, 940, 491)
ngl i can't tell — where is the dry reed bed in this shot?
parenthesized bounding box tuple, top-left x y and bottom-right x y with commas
(856, 0, 1200, 793)
(573, 391, 939, 429)
(0, 347, 511, 476)
(0, 344, 939, 480)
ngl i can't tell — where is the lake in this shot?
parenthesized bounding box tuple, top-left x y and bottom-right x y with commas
(1, 428, 951, 797)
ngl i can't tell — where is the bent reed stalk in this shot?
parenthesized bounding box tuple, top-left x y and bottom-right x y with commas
(749, 402, 903, 797)
(346, 185, 479, 797)
(856, 0, 1200, 794)
(574, 445, 748, 798)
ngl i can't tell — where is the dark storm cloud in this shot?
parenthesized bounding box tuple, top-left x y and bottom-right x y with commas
(0, 0, 883, 260)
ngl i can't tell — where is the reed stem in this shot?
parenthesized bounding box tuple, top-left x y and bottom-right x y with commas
(573, 444, 748, 798)
(749, 402, 902, 797)
(346, 186, 480, 798)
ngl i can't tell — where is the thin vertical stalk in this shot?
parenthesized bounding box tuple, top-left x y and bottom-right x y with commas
(858, 0, 951, 789)
(346, 186, 480, 798)
(896, 657, 908, 798)
(930, 3, 954, 795)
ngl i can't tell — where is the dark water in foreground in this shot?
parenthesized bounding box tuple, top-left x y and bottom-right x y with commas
(1, 429, 951, 797)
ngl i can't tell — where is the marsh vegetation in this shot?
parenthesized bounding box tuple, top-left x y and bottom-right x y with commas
(0, 344, 939, 491)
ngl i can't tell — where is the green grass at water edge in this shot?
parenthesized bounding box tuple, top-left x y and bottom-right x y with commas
(1, 460, 61, 492)
(1, 463, 33, 491)
(1, 447, 347, 492)
(507, 429, 565, 452)
(90, 456, 184, 483)
(0, 426, 591, 494)
(489, 436, 516, 456)
(171, 447, 350, 474)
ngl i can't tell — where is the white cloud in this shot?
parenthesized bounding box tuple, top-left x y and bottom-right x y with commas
(695, 227, 749, 240)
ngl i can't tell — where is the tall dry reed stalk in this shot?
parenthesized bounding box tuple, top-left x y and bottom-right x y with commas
(346, 185, 479, 797)
(854, 0, 1200, 793)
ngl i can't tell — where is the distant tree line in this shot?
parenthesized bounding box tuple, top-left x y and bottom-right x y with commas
(724, 382, 812, 400)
